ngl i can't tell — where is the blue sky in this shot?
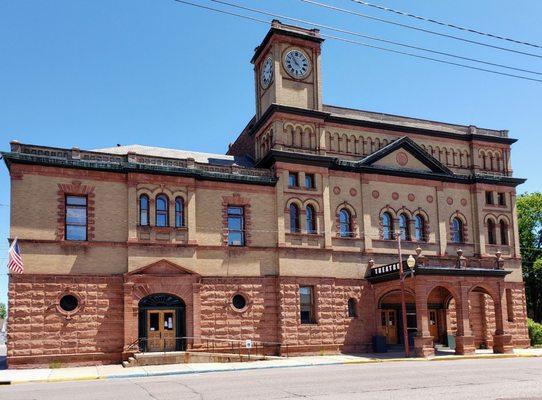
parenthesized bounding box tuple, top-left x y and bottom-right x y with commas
(1, 0, 541, 306)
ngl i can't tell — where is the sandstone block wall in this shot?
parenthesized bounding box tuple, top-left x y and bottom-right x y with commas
(7, 274, 124, 368)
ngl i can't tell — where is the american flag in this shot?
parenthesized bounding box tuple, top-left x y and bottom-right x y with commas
(8, 238, 24, 274)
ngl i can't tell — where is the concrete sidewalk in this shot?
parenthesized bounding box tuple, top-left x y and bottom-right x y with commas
(1, 348, 541, 385)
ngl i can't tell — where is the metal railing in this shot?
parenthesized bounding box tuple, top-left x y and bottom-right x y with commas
(126, 336, 288, 359)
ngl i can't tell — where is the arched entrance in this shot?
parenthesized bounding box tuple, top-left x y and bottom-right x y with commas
(138, 293, 186, 352)
(469, 286, 496, 350)
(426, 286, 456, 348)
(378, 290, 416, 347)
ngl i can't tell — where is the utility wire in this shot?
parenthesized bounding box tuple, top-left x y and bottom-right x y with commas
(172, 0, 542, 83)
(348, 0, 542, 50)
(209, 0, 542, 76)
(301, 0, 542, 59)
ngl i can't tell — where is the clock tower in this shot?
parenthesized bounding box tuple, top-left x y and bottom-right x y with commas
(251, 20, 324, 120)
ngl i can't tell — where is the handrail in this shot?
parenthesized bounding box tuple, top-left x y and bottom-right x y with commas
(126, 335, 289, 358)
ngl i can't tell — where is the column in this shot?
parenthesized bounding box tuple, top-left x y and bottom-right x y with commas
(454, 283, 475, 355)
(360, 176, 373, 251)
(322, 172, 333, 249)
(276, 169, 286, 247)
(187, 187, 197, 245)
(435, 186, 447, 256)
(122, 282, 138, 356)
(413, 282, 435, 357)
(492, 282, 514, 354)
(127, 177, 138, 241)
(192, 283, 202, 348)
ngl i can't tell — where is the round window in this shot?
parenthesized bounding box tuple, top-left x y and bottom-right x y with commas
(232, 294, 247, 311)
(59, 294, 79, 312)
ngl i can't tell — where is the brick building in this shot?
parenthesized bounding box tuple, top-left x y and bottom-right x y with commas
(3, 21, 529, 368)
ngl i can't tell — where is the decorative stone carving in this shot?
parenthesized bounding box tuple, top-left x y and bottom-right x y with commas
(456, 249, 467, 269)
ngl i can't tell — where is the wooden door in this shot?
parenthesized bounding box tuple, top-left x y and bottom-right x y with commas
(147, 310, 176, 352)
(162, 310, 176, 351)
(429, 310, 438, 342)
(380, 309, 398, 345)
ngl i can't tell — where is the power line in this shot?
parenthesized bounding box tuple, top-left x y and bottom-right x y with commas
(301, 0, 542, 59)
(347, 0, 542, 50)
(322, 33, 542, 83)
(209, 0, 542, 76)
(172, 0, 542, 83)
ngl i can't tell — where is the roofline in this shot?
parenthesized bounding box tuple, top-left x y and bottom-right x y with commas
(257, 149, 526, 187)
(324, 104, 509, 138)
(1, 151, 277, 187)
(249, 104, 518, 145)
(251, 21, 324, 64)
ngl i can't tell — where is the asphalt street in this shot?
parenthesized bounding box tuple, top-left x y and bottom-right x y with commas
(2, 357, 542, 400)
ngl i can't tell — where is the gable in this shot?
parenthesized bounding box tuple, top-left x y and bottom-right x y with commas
(359, 136, 453, 175)
(126, 259, 199, 276)
(372, 149, 432, 172)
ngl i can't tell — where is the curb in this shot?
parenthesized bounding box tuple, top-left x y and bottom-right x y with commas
(2, 353, 541, 385)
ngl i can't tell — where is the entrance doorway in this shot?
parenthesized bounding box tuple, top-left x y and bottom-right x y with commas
(378, 290, 417, 347)
(380, 309, 398, 345)
(147, 309, 176, 352)
(138, 293, 186, 352)
(428, 309, 439, 342)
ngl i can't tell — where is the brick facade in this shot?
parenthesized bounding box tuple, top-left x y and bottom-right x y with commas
(2, 21, 530, 368)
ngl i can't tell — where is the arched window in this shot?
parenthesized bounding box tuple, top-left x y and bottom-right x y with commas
(487, 219, 496, 245)
(348, 298, 357, 318)
(399, 214, 410, 241)
(289, 203, 300, 233)
(175, 197, 185, 228)
(339, 208, 352, 237)
(382, 212, 393, 240)
(306, 204, 316, 234)
(155, 194, 169, 227)
(451, 217, 464, 243)
(500, 220, 508, 245)
(414, 215, 425, 242)
(139, 194, 149, 226)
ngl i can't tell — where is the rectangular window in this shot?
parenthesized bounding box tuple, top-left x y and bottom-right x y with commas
(506, 289, 514, 322)
(300, 286, 315, 324)
(65, 195, 87, 241)
(498, 192, 506, 206)
(305, 173, 315, 189)
(485, 191, 494, 205)
(288, 172, 299, 188)
(227, 206, 245, 246)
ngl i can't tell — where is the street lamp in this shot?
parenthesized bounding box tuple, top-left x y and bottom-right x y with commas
(396, 233, 417, 358)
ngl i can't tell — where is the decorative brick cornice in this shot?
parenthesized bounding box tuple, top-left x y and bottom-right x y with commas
(56, 180, 96, 241)
(221, 193, 252, 246)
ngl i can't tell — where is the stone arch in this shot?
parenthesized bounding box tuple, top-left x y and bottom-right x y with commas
(467, 284, 502, 350)
(138, 293, 186, 352)
(335, 201, 357, 218)
(377, 288, 416, 308)
(425, 285, 460, 347)
(303, 198, 321, 212)
(348, 134, 357, 154)
(379, 205, 397, 219)
(284, 197, 303, 211)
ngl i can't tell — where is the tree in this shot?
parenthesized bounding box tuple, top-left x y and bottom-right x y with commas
(517, 192, 542, 322)
(0, 302, 6, 320)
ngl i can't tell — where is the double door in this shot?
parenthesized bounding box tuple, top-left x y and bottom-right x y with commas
(147, 309, 176, 352)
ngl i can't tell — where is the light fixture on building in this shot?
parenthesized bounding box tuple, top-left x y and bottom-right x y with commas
(407, 254, 416, 270)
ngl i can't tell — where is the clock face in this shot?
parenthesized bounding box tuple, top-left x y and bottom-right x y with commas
(283, 49, 310, 79)
(260, 56, 273, 89)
